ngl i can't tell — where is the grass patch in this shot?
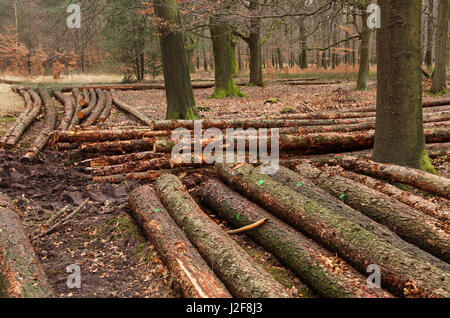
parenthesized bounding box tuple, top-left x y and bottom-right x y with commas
(103, 214, 141, 241)
(0, 117, 16, 123)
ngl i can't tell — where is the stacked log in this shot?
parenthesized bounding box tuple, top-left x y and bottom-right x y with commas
(54, 91, 74, 131)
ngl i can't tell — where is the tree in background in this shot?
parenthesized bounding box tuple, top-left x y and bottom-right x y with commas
(374, 0, 435, 173)
(430, 0, 448, 94)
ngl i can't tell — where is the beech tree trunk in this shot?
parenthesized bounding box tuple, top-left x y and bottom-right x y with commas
(196, 178, 391, 298)
(129, 186, 231, 298)
(155, 174, 291, 298)
(431, 0, 449, 93)
(216, 163, 450, 297)
(425, 0, 434, 69)
(0, 192, 53, 298)
(248, 0, 263, 87)
(374, 0, 433, 173)
(357, 9, 371, 90)
(153, 0, 197, 119)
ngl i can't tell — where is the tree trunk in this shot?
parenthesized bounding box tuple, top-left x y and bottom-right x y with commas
(425, 0, 434, 69)
(374, 0, 433, 173)
(299, 18, 308, 69)
(22, 89, 56, 162)
(210, 16, 246, 98)
(0, 192, 53, 298)
(154, 174, 290, 298)
(215, 163, 450, 298)
(54, 91, 74, 131)
(153, 0, 197, 119)
(357, 10, 371, 90)
(129, 186, 231, 298)
(430, 0, 449, 93)
(340, 156, 450, 199)
(83, 151, 164, 168)
(196, 178, 391, 298)
(110, 89, 152, 126)
(294, 163, 450, 263)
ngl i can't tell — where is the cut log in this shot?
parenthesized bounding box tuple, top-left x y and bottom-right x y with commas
(83, 151, 165, 168)
(294, 163, 450, 262)
(339, 156, 450, 199)
(89, 156, 172, 176)
(1, 90, 33, 147)
(52, 129, 168, 144)
(110, 89, 152, 126)
(215, 163, 450, 297)
(53, 82, 217, 92)
(68, 88, 84, 129)
(4, 90, 42, 149)
(92, 168, 190, 184)
(82, 89, 90, 105)
(22, 90, 57, 162)
(339, 170, 449, 222)
(154, 174, 291, 298)
(282, 111, 376, 120)
(196, 178, 392, 298)
(0, 192, 53, 298)
(129, 186, 231, 298)
(423, 97, 450, 107)
(77, 88, 97, 120)
(81, 89, 105, 127)
(270, 165, 449, 270)
(286, 81, 341, 85)
(79, 138, 154, 154)
(54, 91, 74, 131)
(97, 90, 112, 123)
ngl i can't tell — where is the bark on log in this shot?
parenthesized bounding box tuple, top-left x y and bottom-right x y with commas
(55, 82, 217, 92)
(83, 151, 165, 168)
(77, 89, 97, 120)
(286, 81, 341, 85)
(82, 89, 90, 105)
(129, 186, 232, 298)
(110, 89, 152, 126)
(1, 90, 33, 147)
(215, 163, 450, 297)
(196, 178, 392, 298)
(91, 168, 196, 183)
(345, 98, 450, 112)
(22, 90, 57, 162)
(3, 90, 42, 149)
(282, 111, 376, 120)
(81, 89, 105, 127)
(270, 165, 449, 271)
(89, 156, 172, 176)
(79, 138, 154, 155)
(340, 156, 450, 199)
(0, 192, 53, 298)
(97, 90, 112, 123)
(54, 91, 74, 131)
(154, 174, 291, 298)
(339, 170, 449, 222)
(294, 163, 450, 262)
(53, 129, 167, 144)
(68, 88, 84, 130)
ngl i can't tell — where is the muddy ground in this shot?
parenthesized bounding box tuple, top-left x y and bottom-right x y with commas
(0, 79, 448, 298)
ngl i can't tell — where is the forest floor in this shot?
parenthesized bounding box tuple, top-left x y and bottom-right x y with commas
(0, 73, 449, 298)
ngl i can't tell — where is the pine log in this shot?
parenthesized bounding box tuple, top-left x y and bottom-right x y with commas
(79, 138, 154, 154)
(110, 89, 152, 126)
(81, 89, 105, 127)
(83, 151, 165, 168)
(56, 82, 217, 92)
(68, 88, 84, 129)
(1, 90, 33, 147)
(196, 178, 392, 298)
(422, 98, 450, 107)
(0, 192, 53, 298)
(339, 170, 449, 222)
(339, 156, 450, 199)
(215, 163, 450, 297)
(77, 88, 97, 120)
(91, 168, 193, 183)
(294, 163, 450, 262)
(154, 174, 291, 298)
(82, 89, 90, 104)
(22, 90, 57, 162)
(283, 111, 376, 120)
(287, 81, 340, 85)
(89, 156, 172, 176)
(129, 186, 231, 298)
(270, 165, 449, 270)
(97, 90, 112, 123)
(53, 129, 167, 144)
(54, 91, 74, 131)
(4, 90, 42, 149)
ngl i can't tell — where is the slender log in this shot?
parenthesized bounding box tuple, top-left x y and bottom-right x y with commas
(53, 129, 167, 144)
(110, 89, 152, 126)
(89, 156, 172, 176)
(155, 174, 291, 298)
(77, 89, 97, 120)
(215, 163, 450, 297)
(1, 90, 33, 147)
(81, 89, 105, 127)
(82, 89, 90, 105)
(286, 81, 341, 85)
(294, 163, 450, 262)
(79, 138, 154, 154)
(339, 170, 449, 222)
(54, 91, 74, 131)
(4, 90, 42, 149)
(91, 168, 192, 183)
(22, 90, 57, 162)
(83, 151, 165, 168)
(196, 178, 392, 298)
(68, 88, 84, 130)
(345, 98, 450, 112)
(129, 186, 232, 298)
(282, 111, 376, 120)
(0, 192, 53, 298)
(340, 156, 450, 199)
(97, 90, 112, 123)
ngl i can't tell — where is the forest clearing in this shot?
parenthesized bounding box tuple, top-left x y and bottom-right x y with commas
(0, 0, 449, 304)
